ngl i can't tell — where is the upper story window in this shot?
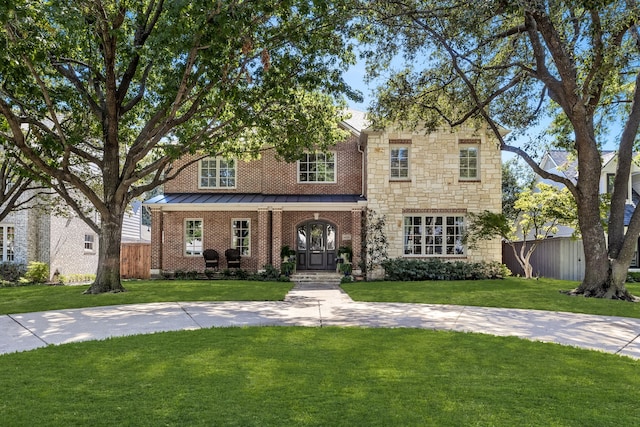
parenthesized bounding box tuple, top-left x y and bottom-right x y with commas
(232, 219, 250, 256)
(606, 173, 629, 198)
(459, 139, 480, 181)
(390, 146, 409, 180)
(84, 234, 96, 253)
(185, 219, 203, 256)
(0, 225, 15, 262)
(298, 152, 335, 183)
(403, 215, 465, 257)
(607, 174, 615, 194)
(199, 157, 236, 189)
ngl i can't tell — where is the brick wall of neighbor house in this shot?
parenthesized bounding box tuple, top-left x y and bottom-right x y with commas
(48, 215, 99, 278)
(164, 135, 363, 195)
(364, 125, 502, 263)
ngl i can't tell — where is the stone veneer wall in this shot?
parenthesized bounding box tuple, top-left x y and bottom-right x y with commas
(364, 125, 502, 263)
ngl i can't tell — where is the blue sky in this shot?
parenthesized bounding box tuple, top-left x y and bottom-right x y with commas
(342, 59, 373, 112)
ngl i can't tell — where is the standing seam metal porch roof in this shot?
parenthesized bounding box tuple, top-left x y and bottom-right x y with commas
(145, 193, 367, 205)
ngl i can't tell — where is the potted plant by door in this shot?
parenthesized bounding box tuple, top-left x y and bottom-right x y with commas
(280, 245, 296, 276)
(337, 245, 352, 263)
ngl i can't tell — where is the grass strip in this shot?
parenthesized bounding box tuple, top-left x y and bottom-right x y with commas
(0, 280, 292, 315)
(342, 277, 640, 318)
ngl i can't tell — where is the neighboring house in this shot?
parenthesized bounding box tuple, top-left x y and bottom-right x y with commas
(0, 199, 100, 280)
(144, 110, 503, 277)
(504, 150, 640, 281)
(0, 193, 151, 281)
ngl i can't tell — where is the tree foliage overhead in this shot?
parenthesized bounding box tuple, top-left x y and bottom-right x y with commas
(359, 0, 640, 299)
(0, 0, 359, 293)
(0, 149, 51, 223)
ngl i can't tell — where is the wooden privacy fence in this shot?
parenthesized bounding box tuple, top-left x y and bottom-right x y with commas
(120, 242, 151, 279)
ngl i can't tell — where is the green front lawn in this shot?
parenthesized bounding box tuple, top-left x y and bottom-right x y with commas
(342, 277, 640, 318)
(0, 280, 293, 315)
(1, 327, 639, 426)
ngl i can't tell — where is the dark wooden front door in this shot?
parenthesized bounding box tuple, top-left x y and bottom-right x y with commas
(296, 221, 337, 270)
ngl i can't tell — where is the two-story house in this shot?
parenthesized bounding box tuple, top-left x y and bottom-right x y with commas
(145, 111, 502, 277)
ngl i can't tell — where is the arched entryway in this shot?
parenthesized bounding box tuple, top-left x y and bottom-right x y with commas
(296, 220, 337, 270)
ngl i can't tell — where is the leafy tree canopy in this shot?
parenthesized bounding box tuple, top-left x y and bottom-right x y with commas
(0, 0, 360, 292)
(357, 0, 640, 299)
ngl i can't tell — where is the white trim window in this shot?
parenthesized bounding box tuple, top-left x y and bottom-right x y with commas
(403, 215, 465, 256)
(185, 219, 203, 256)
(199, 157, 236, 189)
(84, 233, 96, 253)
(0, 225, 15, 262)
(232, 219, 250, 256)
(390, 146, 409, 179)
(459, 141, 480, 180)
(298, 152, 336, 183)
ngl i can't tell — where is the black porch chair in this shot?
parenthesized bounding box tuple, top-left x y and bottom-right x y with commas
(225, 248, 241, 269)
(203, 249, 219, 269)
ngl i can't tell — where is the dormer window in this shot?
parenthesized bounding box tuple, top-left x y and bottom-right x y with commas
(199, 157, 236, 189)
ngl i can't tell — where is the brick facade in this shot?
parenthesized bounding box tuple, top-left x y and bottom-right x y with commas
(164, 135, 362, 196)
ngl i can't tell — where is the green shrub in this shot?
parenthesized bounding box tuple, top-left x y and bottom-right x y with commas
(24, 262, 49, 284)
(204, 269, 218, 279)
(0, 262, 26, 283)
(262, 264, 282, 280)
(627, 272, 640, 283)
(381, 258, 511, 281)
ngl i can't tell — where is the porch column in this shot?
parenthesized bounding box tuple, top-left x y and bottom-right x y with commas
(257, 208, 269, 270)
(271, 208, 283, 269)
(351, 208, 362, 274)
(150, 208, 163, 276)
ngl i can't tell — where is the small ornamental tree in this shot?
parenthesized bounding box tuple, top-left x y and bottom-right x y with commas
(465, 183, 576, 279)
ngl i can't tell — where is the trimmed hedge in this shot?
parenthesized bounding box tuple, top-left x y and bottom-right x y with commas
(381, 258, 511, 281)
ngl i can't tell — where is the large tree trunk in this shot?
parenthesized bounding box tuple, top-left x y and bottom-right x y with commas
(85, 212, 126, 294)
(568, 139, 635, 300)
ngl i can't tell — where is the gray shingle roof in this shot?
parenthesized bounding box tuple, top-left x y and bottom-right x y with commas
(546, 150, 616, 184)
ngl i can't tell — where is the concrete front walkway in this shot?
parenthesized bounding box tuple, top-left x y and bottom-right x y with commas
(2, 282, 640, 359)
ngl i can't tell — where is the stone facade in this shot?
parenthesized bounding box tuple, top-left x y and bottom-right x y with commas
(363, 125, 502, 263)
